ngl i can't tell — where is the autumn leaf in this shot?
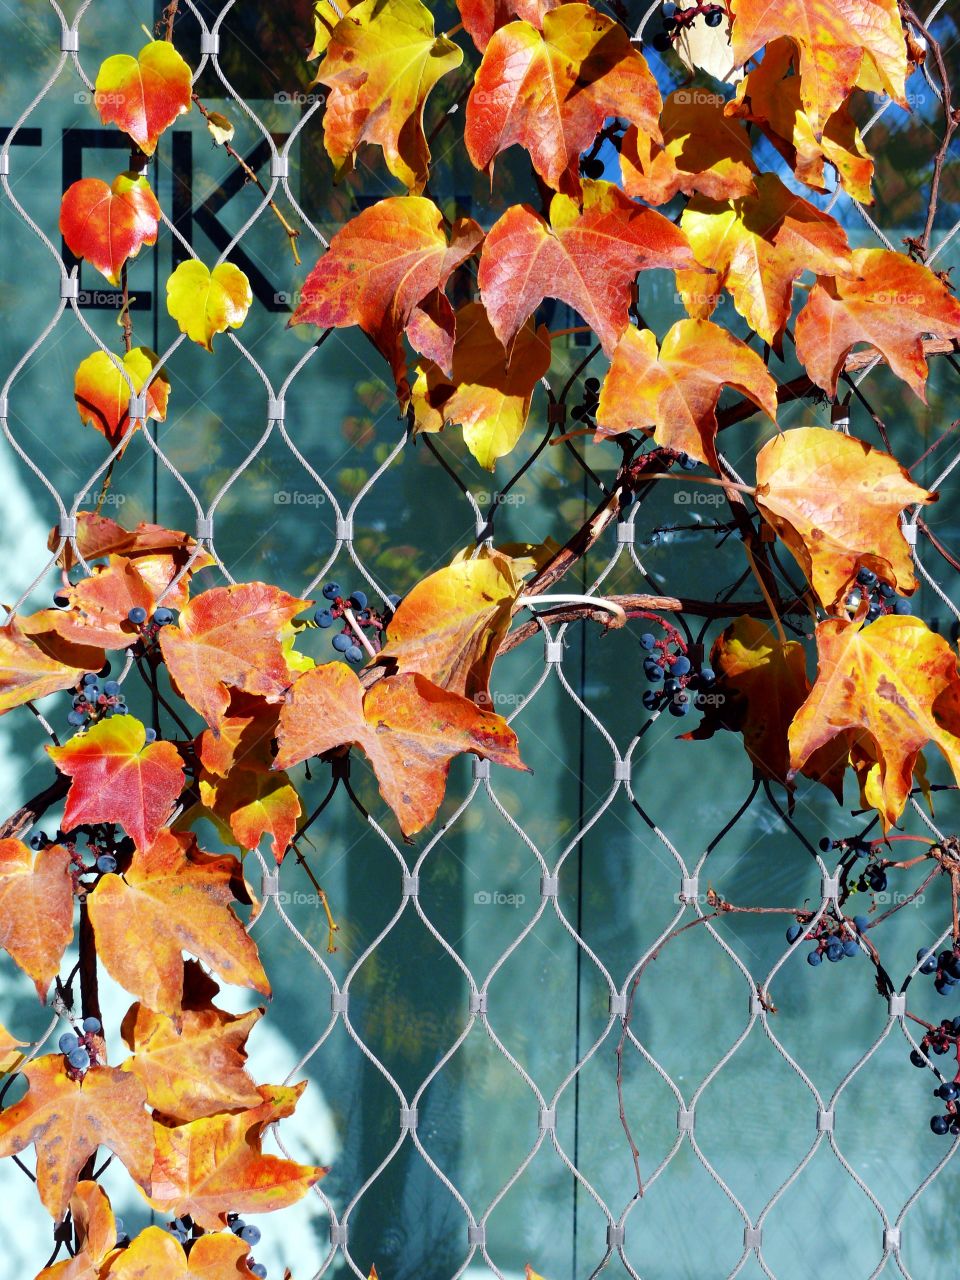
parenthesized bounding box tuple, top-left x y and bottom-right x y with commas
(51, 512, 212, 577)
(755, 426, 934, 609)
(108, 1226, 250, 1279)
(595, 318, 777, 470)
(411, 302, 551, 469)
(789, 615, 960, 828)
(619, 90, 757, 206)
(465, 4, 661, 193)
(121, 999, 262, 1122)
(33, 1181, 119, 1279)
(795, 247, 960, 399)
(456, 0, 564, 51)
(87, 829, 269, 1015)
(24, 557, 164, 652)
(94, 41, 192, 155)
(198, 769, 301, 864)
(729, 0, 908, 133)
(0, 617, 103, 715)
(676, 173, 852, 346)
(0, 840, 74, 1000)
(313, 0, 463, 193)
(0, 1023, 25, 1073)
(309, 0, 358, 56)
(48, 715, 185, 851)
(59, 173, 161, 286)
(291, 197, 483, 393)
(148, 1082, 326, 1229)
(478, 180, 699, 356)
(166, 260, 252, 351)
(159, 583, 309, 733)
(374, 548, 523, 703)
(0, 1055, 152, 1220)
(74, 347, 170, 449)
(275, 665, 528, 837)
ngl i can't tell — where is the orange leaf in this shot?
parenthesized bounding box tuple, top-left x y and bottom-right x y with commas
(59, 174, 160, 287)
(730, 0, 908, 133)
(755, 426, 934, 609)
(158, 583, 309, 733)
(465, 4, 661, 193)
(94, 40, 192, 156)
(87, 830, 269, 1015)
(24, 557, 162, 652)
(595, 318, 777, 469)
(74, 347, 170, 449)
(0, 617, 103, 715)
(0, 1056, 152, 1221)
(676, 172, 851, 346)
(50, 511, 213, 581)
(790, 615, 960, 828)
(275, 665, 528, 837)
(121, 999, 262, 1122)
(0, 1022, 25, 1072)
(456, 0, 564, 50)
(795, 247, 960, 400)
(33, 1181, 119, 1279)
(48, 715, 185, 851)
(291, 197, 483, 393)
(478, 180, 699, 356)
(148, 1082, 326, 1229)
(0, 840, 74, 1000)
(106, 1225, 249, 1278)
(620, 90, 757, 206)
(198, 769, 301, 864)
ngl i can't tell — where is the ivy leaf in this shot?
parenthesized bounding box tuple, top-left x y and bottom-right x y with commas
(74, 347, 170, 449)
(790, 616, 960, 828)
(166, 260, 252, 352)
(314, 0, 463, 193)
(478, 180, 699, 356)
(108, 1227, 250, 1279)
(291, 197, 483, 394)
(94, 41, 192, 156)
(24, 557, 164, 652)
(373, 548, 523, 704)
(465, 4, 661, 192)
(158, 584, 309, 733)
(595, 318, 777, 470)
(0, 617, 103, 715)
(0, 840, 74, 1000)
(121, 999, 262, 1123)
(456, 0, 564, 50)
(755, 426, 934, 609)
(795, 247, 960, 399)
(198, 769, 302, 865)
(0, 1056, 152, 1221)
(59, 174, 160, 286)
(619, 90, 757, 207)
(48, 715, 185, 852)
(676, 172, 852, 346)
(147, 1082, 326, 1229)
(730, 0, 908, 133)
(411, 302, 551, 469)
(86, 830, 269, 1015)
(274, 666, 528, 837)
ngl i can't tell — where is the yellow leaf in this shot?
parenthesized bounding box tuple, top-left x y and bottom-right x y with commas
(166, 260, 252, 352)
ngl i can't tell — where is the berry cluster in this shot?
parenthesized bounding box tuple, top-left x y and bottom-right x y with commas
(908, 1019, 960, 1134)
(786, 915, 867, 967)
(67, 665, 136, 729)
(313, 582, 399, 665)
(31, 826, 134, 878)
(650, 2, 725, 51)
(846, 567, 912, 623)
(640, 632, 715, 718)
(913, 943, 960, 996)
(818, 835, 889, 895)
(58, 1016, 101, 1076)
(570, 376, 601, 424)
(227, 1214, 266, 1275)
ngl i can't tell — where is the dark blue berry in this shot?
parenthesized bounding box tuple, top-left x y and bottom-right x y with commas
(931, 1114, 950, 1134)
(348, 591, 368, 610)
(669, 697, 690, 717)
(894, 598, 912, 615)
(857, 567, 878, 587)
(639, 633, 656, 651)
(786, 923, 802, 944)
(127, 607, 147, 625)
(58, 1032, 79, 1054)
(671, 655, 691, 676)
(314, 609, 334, 628)
(818, 837, 832, 852)
(937, 1082, 959, 1102)
(854, 915, 870, 933)
(704, 6, 724, 25)
(29, 832, 46, 850)
(332, 633, 352, 653)
(842, 938, 859, 957)
(145, 727, 157, 743)
(910, 1049, 928, 1068)
(68, 1047, 90, 1071)
(346, 645, 364, 664)
(96, 854, 117, 874)
(322, 582, 342, 601)
(240, 1224, 261, 1245)
(67, 710, 86, 727)
(103, 680, 120, 697)
(641, 690, 659, 711)
(807, 950, 822, 967)
(153, 608, 174, 626)
(643, 659, 663, 682)
(82, 1017, 101, 1034)
(878, 582, 895, 599)
(826, 941, 843, 962)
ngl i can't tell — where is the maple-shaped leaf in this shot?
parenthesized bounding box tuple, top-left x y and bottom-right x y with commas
(411, 302, 551, 469)
(34, 1181, 120, 1279)
(121, 999, 262, 1123)
(729, 0, 908, 133)
(108, 1226, 250, 1279)
(0, 617, 103, 715)
(755, 426, 934, 609)
(48, 715, 185, 851)
(74, 347, 170, 449)
(465, 4, 661, 193)
(51, 513, 213, 587)
(676, 173, 852, 346)
(94, 41, 192, 156)
(790, 615, 960, 828)
(166, 260, 252, 352)
(0, 1056, 152, 1220)
(24, 557, 165, 652)
(374, 548, 523, 703)
(59, 174, 161, 286)
(309, 0, 358, 57)
(0, 1023, 25, 1073)
(479, 181, 699, 356)
(456, 0, 564, 50)
(725, 39, 873, 202)
(682, 617, 846, 796)
(314, 0, 462, 193)
(595, 318, 777, 469)
(795, 247, 960, 400)
(275, 665, 528, 837)
(619, 90, 757, 206)
(148, 1082, 326, 1229)
(291, 197, 483, 393)
(159, 584, 309, 733)
(0, 840, 74, 999)
(198, 769, 301, 864)
(87, 830, 268, 1015)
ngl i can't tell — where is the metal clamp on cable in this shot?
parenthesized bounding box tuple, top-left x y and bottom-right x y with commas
(817, 1108, 834, 1132)
(200, 32, 220, 55)
(59, 516, 77, 539)
(472, 758, 490, 780)
(402, 874, 419, 898)
(330, 990, 348, 1015)
(540, 874, 559, 899)
(129, 393, 148, 422)
(821, 875, 840, 901)
(539, 1107, 555, 1132)
(467, 1224, 485, 1247)
(267, 397, 285, 421)
(677, 1108, 695, 1132)
(607, 1224, 625, 1248)
(744, 1226, 762, 1250)
(270, 155, 290, 179)
(60, 28, 79, 50)
(336, 516, 353, 541)
(196, 516, 213, 541)
(261, 872, 279, 899)
(400, 1107, 418, 1132)
(329, 1221, 347, 1248)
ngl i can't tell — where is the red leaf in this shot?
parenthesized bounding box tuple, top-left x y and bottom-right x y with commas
(94, 40, 193, 156)
(59, 174, 160, 286)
